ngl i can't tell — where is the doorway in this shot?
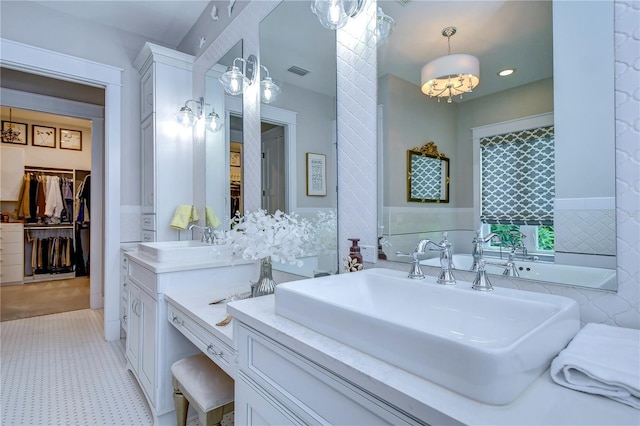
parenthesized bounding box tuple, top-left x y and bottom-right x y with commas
(261, 122, 286, 214)
(1, 39, 122, 341)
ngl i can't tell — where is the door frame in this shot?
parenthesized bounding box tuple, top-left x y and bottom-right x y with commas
(1, 38, 123, 341)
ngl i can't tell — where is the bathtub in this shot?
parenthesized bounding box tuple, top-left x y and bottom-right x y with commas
(421, 254, 616, 290)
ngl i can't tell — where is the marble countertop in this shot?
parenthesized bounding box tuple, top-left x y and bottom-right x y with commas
(164, 281, 253, 348)
(228, 295, 640, 426)
(125, 249, 253, 274)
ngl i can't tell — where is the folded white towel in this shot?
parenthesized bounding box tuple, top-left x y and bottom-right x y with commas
(550, 323, 640, 409)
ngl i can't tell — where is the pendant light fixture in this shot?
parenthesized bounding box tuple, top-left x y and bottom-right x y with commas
(421, 26, 480, 103)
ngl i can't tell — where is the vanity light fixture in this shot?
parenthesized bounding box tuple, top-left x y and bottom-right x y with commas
(375, 7, 395, 47)
(311, 0, 364, 30)
(260, 65, 280, 104)
(176, 97, 224, 133)
(421, 26, 480, 103)
(205, 109, 224, 133)
(498, 68, 516, 77)
(219, 55, 257, 96)
(176, 98, 202, 128)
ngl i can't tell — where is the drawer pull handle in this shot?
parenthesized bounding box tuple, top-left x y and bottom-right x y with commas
(172, 315, 184, 326)
(207, 344, 223, 357)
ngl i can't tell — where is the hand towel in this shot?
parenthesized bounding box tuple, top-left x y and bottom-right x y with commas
(550, 323, 640, 409)
(170, 205, 199, 230)
(206, 206, 221, 228)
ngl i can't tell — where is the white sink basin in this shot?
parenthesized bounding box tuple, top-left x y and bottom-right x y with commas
(274, 268, 579, 405)
(138, 240, 231, 263)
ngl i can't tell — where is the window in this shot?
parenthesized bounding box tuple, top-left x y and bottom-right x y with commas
(475, 121, 555, 254)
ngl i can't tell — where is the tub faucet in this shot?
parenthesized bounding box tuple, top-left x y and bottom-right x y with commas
(416, 232, 456, 285)
(188, 224, 214, 244)
(472, 260, 493, 291)
(470, 230, 501, 271)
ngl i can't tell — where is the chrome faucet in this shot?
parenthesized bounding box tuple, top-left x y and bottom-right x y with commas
(416, 232, 456, 285)
(188, 224, 214, 244)
(470, 230, 501, 271)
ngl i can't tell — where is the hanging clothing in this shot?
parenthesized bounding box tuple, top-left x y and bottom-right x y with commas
(44, 176, 65, 219)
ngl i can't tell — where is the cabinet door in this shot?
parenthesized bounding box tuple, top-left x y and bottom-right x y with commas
(139, 289, 157, 402)
(125, 285, 141, 370)
(141, 115, 155, 213)
(236, 376, 302, 426)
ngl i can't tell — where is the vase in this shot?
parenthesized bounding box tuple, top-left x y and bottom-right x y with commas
(252, 256, 277, 297)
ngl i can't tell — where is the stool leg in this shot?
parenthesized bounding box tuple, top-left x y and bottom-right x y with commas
(173, 388, 189, 426)
(205, 406, 224, 426)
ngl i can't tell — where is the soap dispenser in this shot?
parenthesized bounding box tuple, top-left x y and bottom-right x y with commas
(346, 238, 363, 272)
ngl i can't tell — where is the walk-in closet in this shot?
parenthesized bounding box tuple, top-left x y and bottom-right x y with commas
(1, 106, 92, 321)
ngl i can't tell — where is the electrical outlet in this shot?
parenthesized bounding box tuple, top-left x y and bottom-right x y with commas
(360, 245, 376, 263)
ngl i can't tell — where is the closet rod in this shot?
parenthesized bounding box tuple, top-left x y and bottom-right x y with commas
(24, 225, 74, 230)
(25, 166, 74, 175)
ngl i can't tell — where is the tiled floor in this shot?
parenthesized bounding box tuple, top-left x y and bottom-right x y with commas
(1, 308, 235, 426)
(1, 308, 153, 425)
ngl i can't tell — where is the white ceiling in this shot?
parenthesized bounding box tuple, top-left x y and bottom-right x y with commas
(26, 1, 553, 102)
(30, 0, 211, 47)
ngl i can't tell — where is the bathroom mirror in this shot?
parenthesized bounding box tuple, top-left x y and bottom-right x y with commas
(377, 0, 616, 291)
(205, 41, 243, 230)
(407, 142, 449, 203)
(256, 1, 339, 276)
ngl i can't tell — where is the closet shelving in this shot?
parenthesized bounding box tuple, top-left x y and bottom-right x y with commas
(22, 166, 90, 283)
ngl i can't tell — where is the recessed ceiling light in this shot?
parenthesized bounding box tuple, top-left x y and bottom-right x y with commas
(498, 68, 516, 77)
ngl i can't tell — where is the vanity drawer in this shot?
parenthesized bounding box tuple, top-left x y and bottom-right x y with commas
(167, 303, 236, 378)
(237, 324, 421, 425)
(127, 260, 157, 296)
(141, 230, 156, 242)
(141, 214, 156, 231)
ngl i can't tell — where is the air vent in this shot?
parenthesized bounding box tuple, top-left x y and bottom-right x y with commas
(395, 0, 412, 6)
(287, 66, 310, 77)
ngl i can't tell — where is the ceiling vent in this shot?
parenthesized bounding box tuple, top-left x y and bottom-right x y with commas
(287, 65, 310, 77)
(395, 0, 412, 6)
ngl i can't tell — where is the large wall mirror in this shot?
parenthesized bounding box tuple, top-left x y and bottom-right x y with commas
(205, 41, 243, 230)
(239, 1, 338, 276)
(377, 0, 616, 291)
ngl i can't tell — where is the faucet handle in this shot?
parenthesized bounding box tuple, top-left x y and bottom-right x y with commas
(396, 251, 425, 280)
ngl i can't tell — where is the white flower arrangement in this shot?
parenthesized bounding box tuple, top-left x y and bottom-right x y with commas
(224, 209, 311, 265)
(307, 209, 337, 254)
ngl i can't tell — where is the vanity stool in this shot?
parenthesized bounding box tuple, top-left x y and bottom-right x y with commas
(171, 353, 234, 426)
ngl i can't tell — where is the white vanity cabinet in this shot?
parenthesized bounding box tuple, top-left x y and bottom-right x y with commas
(234, 322, 423, 425)
(124, 251, 255, 425)
(134, 43, 195, 242)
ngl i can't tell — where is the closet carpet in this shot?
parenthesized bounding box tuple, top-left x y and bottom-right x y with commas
(0, 277, 90, 322)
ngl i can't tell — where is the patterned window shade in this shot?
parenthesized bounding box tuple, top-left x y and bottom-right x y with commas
(480, 126, 555, 226)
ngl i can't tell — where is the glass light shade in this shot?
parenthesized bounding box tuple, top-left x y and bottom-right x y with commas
(420, 54, 480, 103)
(206, 111, 224, 132)
(311, 0, 350, 30)
(376, 7, 395, 47)
(219, 66, 247, 96)
(261, 77, 281, 104)
(176, 106, 197, 127)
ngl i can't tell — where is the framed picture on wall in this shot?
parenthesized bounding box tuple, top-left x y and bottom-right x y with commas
(60, 129, 82, 151)
(1, 121, 28, 145)
(32, 125, 56, 148)
(306, 152, 327, 196)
